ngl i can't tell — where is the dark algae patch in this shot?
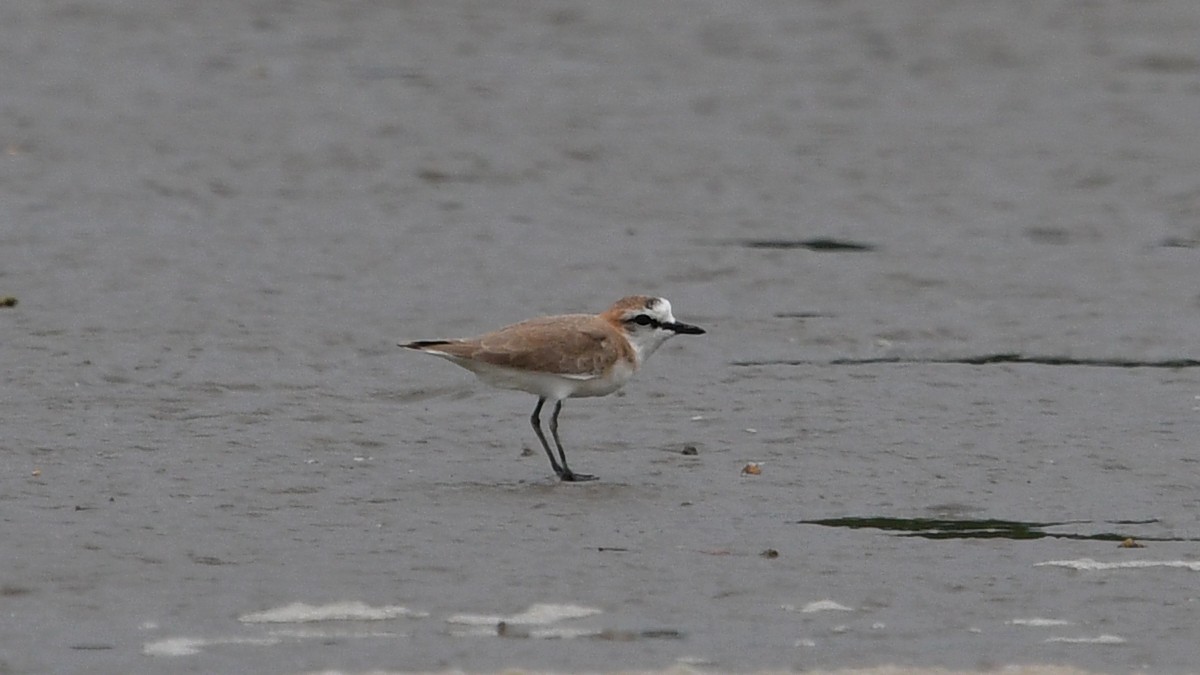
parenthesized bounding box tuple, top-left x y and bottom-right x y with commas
(798, 517, 1190, 542)
(736, 354, 1200, 369)
(736, 238, 877, 252)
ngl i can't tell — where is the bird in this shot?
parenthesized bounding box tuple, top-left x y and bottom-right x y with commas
(400, 295, 705, 481)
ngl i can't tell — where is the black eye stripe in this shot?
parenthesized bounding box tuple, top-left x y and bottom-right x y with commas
(627, 314, 661, 328)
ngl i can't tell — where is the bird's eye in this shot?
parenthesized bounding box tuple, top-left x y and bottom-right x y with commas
(631, 314, 654, 327)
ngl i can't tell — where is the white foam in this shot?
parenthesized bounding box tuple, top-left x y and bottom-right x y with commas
(142, 636, 280, 656)
(1045, 634, 1127, 644)
(145, 617, 407, 657)
(143, 638, 206, 657)
(794, 638, 818, 648)
(782, 600, 854, 613)
(1036, 558, 1200, 571)
(446, 603, 601, 626)
(238, 601, 427, 624)
(265, 627, 403, 640)
(1008, 618, 1073, 627)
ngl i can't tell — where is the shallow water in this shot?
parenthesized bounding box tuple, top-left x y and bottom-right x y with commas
(3, 1, 1200, 673)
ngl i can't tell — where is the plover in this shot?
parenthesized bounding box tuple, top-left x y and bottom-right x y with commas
(401, 295, 705, 481)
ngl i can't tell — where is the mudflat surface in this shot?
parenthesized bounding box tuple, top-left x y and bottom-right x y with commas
(2, 1, 1200, 673)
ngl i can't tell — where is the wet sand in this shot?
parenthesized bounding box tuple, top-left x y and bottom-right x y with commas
(2, 1, 1200, 673)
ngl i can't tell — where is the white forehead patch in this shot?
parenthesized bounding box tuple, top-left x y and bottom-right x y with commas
(654, 298, 677, 323)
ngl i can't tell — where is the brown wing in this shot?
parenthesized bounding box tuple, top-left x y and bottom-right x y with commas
(466, 314, 624, 378)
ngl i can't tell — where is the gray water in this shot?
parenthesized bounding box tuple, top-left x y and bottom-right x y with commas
(3, 1, 1200, 673)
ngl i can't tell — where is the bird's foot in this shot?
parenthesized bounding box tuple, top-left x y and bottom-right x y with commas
(559, 469, 598, 482)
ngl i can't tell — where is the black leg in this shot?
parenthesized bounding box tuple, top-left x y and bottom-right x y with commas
(530, 397, 566, 478)
(549, 400, 597, 482)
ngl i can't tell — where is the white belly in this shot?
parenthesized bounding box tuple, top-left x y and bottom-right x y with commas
(460, 358, 636, 400)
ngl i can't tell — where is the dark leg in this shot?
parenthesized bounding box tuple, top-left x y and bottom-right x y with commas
(549, 400, 597, 482)
(530, 398, 566, 478)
